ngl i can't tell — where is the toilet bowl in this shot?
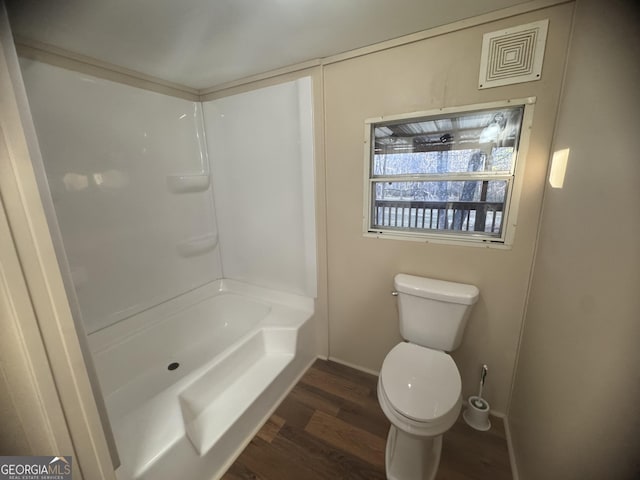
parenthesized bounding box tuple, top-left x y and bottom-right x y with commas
(378, 274, 479, 479)
(378, 342, 462, 480)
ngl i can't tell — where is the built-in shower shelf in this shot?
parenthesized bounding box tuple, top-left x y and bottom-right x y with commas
(179, 329, 295, 456)
(177, 233, 218, 257)
(167, 174, 210, 193)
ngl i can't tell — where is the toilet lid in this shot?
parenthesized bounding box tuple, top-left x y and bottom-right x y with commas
(380, 342, 461, 422)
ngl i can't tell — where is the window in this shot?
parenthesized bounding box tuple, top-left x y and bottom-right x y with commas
(363, 99, 534, 246)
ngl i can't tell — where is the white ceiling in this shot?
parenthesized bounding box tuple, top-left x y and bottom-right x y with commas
(7, 0, 531, 90)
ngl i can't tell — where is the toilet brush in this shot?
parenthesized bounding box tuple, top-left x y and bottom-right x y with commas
(474, 364, 488, 407)
(463, 364, 491, 431)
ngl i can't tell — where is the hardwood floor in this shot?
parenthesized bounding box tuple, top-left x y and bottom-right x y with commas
(222, 359, 512, 480)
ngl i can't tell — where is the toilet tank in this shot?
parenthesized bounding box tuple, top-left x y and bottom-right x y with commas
(394, 274, 479, 351)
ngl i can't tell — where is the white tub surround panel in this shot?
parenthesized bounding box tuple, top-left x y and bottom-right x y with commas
(20, 60, 223, 333)
(203, 78, 317, 298)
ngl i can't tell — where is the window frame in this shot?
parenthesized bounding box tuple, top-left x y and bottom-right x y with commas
(362, 97, 536, 248)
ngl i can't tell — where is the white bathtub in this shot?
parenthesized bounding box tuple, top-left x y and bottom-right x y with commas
(88, 279, 316, 480)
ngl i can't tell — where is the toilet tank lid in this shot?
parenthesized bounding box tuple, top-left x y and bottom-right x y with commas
(394, 274, 479, 305)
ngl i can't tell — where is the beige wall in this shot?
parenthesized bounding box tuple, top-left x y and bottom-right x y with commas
(509, 0, 640, 478)
(323, 4, 574, 414)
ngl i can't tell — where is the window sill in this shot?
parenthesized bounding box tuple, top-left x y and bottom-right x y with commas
(363, 230, 513, 249)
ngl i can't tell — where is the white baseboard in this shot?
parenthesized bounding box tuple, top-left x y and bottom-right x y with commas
(488, 409, 506, 419)
(502, 415, 520, 480)
(326, 356, 380, 377)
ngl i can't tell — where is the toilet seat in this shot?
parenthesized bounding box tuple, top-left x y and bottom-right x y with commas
(380, 342, 461, 425)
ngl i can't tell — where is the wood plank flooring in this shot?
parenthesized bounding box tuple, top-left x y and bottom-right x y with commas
(222, 359, 512, 480)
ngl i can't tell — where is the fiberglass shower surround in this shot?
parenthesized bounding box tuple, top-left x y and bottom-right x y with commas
(21, 59, 317, 480)
(21, 59, 316, 335)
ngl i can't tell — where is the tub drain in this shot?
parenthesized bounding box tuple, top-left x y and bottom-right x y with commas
(167, 362, 180, 371)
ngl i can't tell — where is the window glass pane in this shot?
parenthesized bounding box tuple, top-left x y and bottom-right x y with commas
(366, 102, 530, 243)
(373, 150, 489, 176)
(371, 180, 508, 235)
(372, 106, 523, 175)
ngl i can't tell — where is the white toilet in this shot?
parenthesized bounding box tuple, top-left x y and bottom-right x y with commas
(378, 273, 479, 480)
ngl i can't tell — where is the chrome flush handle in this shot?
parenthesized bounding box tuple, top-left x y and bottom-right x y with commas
(391, 291, 398, 296)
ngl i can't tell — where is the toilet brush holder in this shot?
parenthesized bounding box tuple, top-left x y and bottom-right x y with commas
(463, 396, 491, 431)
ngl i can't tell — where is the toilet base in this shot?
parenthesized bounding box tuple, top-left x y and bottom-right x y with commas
(385, 425, 442, 480)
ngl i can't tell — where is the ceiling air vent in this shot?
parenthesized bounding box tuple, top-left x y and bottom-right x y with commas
(478, 19, 549, 89)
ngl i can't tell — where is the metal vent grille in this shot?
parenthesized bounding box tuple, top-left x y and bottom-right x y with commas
(479, 19, 548, 89)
